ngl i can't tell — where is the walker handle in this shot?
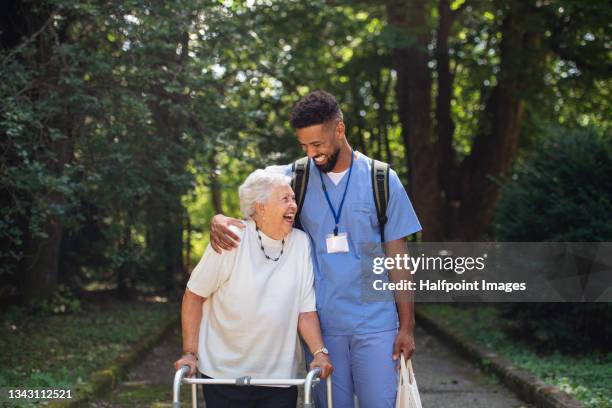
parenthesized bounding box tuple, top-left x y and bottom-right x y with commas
(303, 367, 333, 407)
(172, 365, 190, 408)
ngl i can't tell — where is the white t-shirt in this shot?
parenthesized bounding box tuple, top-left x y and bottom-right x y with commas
(187, 220, 316, 381)
(327, 169, 348, 185)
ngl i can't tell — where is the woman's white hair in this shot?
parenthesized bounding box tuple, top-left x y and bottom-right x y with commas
(238, 169, 292, 219)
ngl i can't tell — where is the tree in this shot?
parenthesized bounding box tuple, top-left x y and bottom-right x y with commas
(1, 0, 86, 300)
(386, 0, 610, 240)
(1, 0, 609, 303)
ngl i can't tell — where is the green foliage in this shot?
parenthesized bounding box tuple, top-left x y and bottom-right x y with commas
(0, 0, 255, 295)
(0, 297, 175, 388)
(423, 304, 612, 408)
(0, 51, 82, 277)
(31, 285, 81, 315)
(500, 303, 612, 353)
(1, 0, 610, 298)
(112, 383, 190, 407)
(494, 126, 612, 353)
(495, 125, 612, 242)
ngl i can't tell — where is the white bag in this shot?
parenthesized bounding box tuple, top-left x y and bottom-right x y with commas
(395, 355, 423, 408)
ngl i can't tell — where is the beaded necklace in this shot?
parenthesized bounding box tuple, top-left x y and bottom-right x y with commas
(255, 225, 285, 261)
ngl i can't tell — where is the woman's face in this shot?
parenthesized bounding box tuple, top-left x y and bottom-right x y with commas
(257, 184, 297, 237)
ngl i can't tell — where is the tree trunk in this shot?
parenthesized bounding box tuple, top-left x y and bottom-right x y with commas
(146, 31, 190, 292)
(209, 153, 223, 214)
(388, 0, 540, 241)
(21, 126, 74, 301)
(163, 202, 184, 291)
(453, 6, 541, 240)
(372, 69, 392, 164)
(184, 212, 192, 273)
(8, 2, 76, 301)
(21, 214, 62, 301)
(349, 82, 368, 156)
(387, 0, 444, 241)
(435, 0, 459, 240)
(381, 71, 394, 166)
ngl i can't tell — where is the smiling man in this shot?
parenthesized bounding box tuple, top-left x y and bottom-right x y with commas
(211, 90, 422, 407)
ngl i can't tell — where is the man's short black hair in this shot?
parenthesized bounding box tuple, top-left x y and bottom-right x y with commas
(290, 90, 343, 129)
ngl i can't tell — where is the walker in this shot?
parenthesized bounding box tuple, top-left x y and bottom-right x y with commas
(172, 365, 333, 407)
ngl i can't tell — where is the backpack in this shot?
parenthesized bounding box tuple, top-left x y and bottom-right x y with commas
(290, 156, 390, 242)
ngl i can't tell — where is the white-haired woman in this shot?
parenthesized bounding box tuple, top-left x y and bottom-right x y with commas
(174, 169, 332, 408)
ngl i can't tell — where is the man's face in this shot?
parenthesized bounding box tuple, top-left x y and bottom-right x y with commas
(296, 121, 343, 173)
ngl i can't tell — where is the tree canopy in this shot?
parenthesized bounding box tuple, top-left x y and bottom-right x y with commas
(1, 0, 609, 302)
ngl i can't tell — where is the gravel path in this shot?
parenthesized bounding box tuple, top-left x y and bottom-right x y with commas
(412, 326, 532, 408)
(91, 323, 534, 407)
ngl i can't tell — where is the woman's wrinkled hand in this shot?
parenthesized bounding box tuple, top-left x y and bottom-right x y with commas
(210, 214, 244, 253)
(174, 353, 197, 377)
(310, 353, 334, 379)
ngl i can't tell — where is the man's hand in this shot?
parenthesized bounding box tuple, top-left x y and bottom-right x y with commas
(309, 353, 334, 379)
(174, 353, 197, 377)
(210, 214, 245, 253)
(392, 328, 415, 362)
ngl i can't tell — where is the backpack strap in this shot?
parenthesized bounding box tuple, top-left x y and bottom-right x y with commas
(371, 159, 390, 243)
(291, 157, 310, 228)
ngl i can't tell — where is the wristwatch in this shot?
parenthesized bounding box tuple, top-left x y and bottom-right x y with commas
(313, 347, 329, 357)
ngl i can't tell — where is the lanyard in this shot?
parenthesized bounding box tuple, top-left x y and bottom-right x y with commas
(318, 150, 354, 235)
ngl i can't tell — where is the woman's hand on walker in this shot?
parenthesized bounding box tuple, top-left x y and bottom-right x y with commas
(310, 353, 334, 379)
(210, 214, 245, 253)
(174, 353, 197, 377)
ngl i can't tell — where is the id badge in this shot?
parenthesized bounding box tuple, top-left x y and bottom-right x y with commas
(326, 232, 349, 253)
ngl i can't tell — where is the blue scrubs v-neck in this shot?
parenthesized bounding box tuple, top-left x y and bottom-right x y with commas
(277, 152, 422, 335)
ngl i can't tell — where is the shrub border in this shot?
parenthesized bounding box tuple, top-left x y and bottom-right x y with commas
(416, 308, 585, 408)
(48, 312, 179, 408)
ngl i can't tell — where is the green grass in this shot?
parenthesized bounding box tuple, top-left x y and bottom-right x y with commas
(110, 383, 190, 407)
(0, 296, 177, 391)
(421, 304, 612, 408)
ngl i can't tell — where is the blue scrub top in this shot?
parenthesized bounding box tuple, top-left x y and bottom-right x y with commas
(279, 152, 421, 335)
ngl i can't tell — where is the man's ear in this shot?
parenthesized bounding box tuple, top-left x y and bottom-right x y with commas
(336, 121, 345, 139)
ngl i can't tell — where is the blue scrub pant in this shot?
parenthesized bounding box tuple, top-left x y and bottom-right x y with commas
(305, 330, 398, 408)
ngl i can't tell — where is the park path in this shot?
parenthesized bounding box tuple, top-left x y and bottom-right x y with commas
(412, 327, 532, 408)
(91, 324, 533, 407)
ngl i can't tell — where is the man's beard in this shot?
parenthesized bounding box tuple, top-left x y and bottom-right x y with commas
(314, 148, 340, 173)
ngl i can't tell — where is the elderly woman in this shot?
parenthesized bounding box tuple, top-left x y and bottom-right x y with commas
(174, 169, 332, 408)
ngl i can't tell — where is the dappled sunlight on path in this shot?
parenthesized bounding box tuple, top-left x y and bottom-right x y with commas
(91, 324, 533, 407)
